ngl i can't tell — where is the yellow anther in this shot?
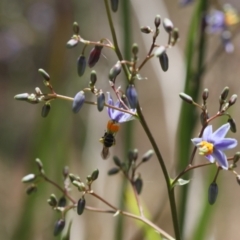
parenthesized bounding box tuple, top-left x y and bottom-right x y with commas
(198, 141, 214, 156)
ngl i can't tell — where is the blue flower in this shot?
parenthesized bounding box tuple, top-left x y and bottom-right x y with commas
(205, 10, 226, 33)
(192, 123, 237, 170)
(107, 92, 136, 123)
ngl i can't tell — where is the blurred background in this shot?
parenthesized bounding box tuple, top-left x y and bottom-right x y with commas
(1, 0, 240, 239)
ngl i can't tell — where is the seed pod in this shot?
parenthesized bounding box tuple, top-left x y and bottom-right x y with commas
(142, 150, 154, 162)
(108, 167, 120, 175)
(22, 174, 36, 183)
(88, 45, 103, 68)
(35, 158, 43, 171)
(202, 88, 209, 101)
(109, 61, 122, 81)
(77, 197, 86, 215)
(58, 196, 67, 207)
(163, 18, 174, 33)
(26, 184, 37, 195)
(179, 93, 193, 104)
(110, 0, 119, 12)
(91, 169, 99, 181)
(77, 55, 86, 77)
(14, 93, 30, 101)
(66, 38, 78, 48)
(38, 68, 50, 81)
(229, 94, 237, 106)
(134, 177, 143, 194)
(208, 182, 218, 205)
(72, 91, 85, 113)
(73, 22, 80, 34)
(53, 219, 65, 236)
(41, 103, 51, 118)
(154, 15, 161, 28)
(126, 85, 138, 109)
(159, 52, 169, 72)
(228, 118, 237, 133)
(113, 156, 122, 167)
(140, 26, 152, 34)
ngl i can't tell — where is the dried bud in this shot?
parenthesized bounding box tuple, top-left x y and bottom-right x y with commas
(35, 158, 43, 171)
(179, 93, 193, 104)
(154, 15, 161, 28)
(110, 0, 119, 12)
(77, 55, 86, 77)
(66, 38, 78, 48)
(58, 196, 67, 207)
(113, 156, 122, 167)
(108, 167, 120, 175)
(14, 93, 30, 101)
(26, 184, 37, 195)
(72, 91, 85, 113)
(126, 85, 138, 109)
(109, 61, 122, 81)
(73, 22, 80, 34)
(90, 70, 97, 86)
(220, 87, 229, 103)
(22, 174, 36, 183)
(208, 182, 218, 205)
(88, 45, 103, 68)
(171, 28, 180, 46)
(236, 175, 240, 185)
(128, 149, 138, 162)
(163, 18, 174, 33)
(53, 219, 65, 236)
(134, 177, 143, 194)
(97, 92, 105, 112)
(142, 150, 154, 162)
(41, 103, 51, 118)
(132, 43, 139, 55)
(228, 94, 237, 106)
(140, 26, 152, 34)
(38, 68, 50, 81)
(159, 52, 169, 72)
(77, 197, 86, 215)
(233, 152, 240, 164)
(91, 169, 99, 181)
(202, 88, 209, 101)
(228, 118, 237, 133)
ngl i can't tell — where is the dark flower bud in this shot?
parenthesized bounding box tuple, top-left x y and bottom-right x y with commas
(228, 118, 237, 133)
(49, 194, 58, 207)
(110, 0, 119, 12)
(179, 93, 193, 104)
(73, 22, 80, 34)
(140, 26, 152, 34)
(236, 175, 240, 185)
(53, 219, 65, 236)
(228, 94, 237, 106)
(142, 150, 154, 162)
(62, 166, 69, 178)
(109, 61, 122, 81)
(171, 28, 179, 46)
(233, 152, 240, 164)
(132, 43, 139, 55)
(202, 88, 209, 101)
(108, 167, 120, 175)
(220, 87, 229, 103)
(35, 158, 43, 171)
(154, 15, 161, 28)
(88, 45, 103, 68)
(14, 93, 30, 101)
(90, 70, 97, 86)
(66, 38, 78, 48)
(72, 91, 85, 113)
(128, 149, 138, 162)
(134, 177, 143, 194)
(97, 92, 105, 112)
(77, 55, 86, 77)
(41, 103, 51, 118)
(126, 85, 138, 109)
(159, 52, 169, 72)
(38, 68, 50, 81)
(208, 182, 218, 205)
(26, 184, 37, 195)
(22, 174, 36, 183)
(113, 156, 122, 167)
(77, 197, 86, 215)
(163, 18, 174, 33)
(91, 169, 99, 181)
(58, 196, 67, 207)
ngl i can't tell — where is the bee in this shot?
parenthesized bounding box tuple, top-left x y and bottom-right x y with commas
(100, 120, 120, 159)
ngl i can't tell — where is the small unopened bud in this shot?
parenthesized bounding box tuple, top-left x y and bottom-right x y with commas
(49, 194, 58, 207)
(179, 93, 193, 104)
(202, 88, 209, 101)
(163, 18, 174, 33)
(97, 92, 105, 112)
(22, 174, 36, 183)
(126, 85, 138, 109)
(236, 175, 240, 185)
(35, 158, 43, 171)
(140, 26, 152, 34)
(134, 177, 143, 194)
(233, 152, 240, 164)
(90, 70, 97, 86)
(14, 93, 30, 101)
(69, 173, 80, 183)
(72, 91, 85, 113)
(58, 196, 67, 207)
(154, 15, 161, 28)
(38, 68, 50, 81)
(113, 156, 122, 167)
(77, 197, 86, 215)
(77, 55, 86, 77)
(62, 166, 69, 178)
(171, 28, 180, 46)
(228, 94, 237, 106)
(91, 169, 99, 181)
(142, 150, 154, 162)
(109, 61, 121, 81)
(26, 184, 37, 195)
(128, 149, 138, 161)
(220, 87, 229, 103)
(66, 38, 78, 48)
(108, 167, 120, 175)
(159, 52, 169, 72)
(73, 22, 80, 34)
(208, 182, 218, 205)
(228, 118, 237, 133)
(41, 103, 51, 118)
(88, 45, 103, 68)
(132, 43, 139, 55)
(154, 46, 166, 57)
(53, 219, 65, 236)
(110, 0, 119, 12)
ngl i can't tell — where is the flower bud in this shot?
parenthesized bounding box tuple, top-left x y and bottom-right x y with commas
(163, 18, 174, 33)
(132, 43, 139, 55)
(72, 91, 85, 113)
(128, 149, 138, 162)
(228, 118, 237, 133)
(49, 194, 58, 207)
(108, 167, 120, 175)
(134, 177, 143, 194)
(73, 22, 80, 34)
(154, 15, 161, 28)
(26, 184, 37, 195)
(90, 70, 97, 86)
(110, 0, 119, 12)
(41, 103, 51, 118)
(22, 174, 36, 183)
(220, 87, 229, 103)
(38, 68, 50, 81)
(154, 46, 166, 57)
(35, 158, 43, 171)
(142, 150, 154, 162)
(159, 52, 169, 72)
(126, 85, 138, 109)
(62, 166, 69, 178)
(14, 93, 30, 101)
(202, 88, 209, 101)
(208, 182, 218, 205)
(171, 28, 179, 46)
(66, 38, 78, 48)
(88, 45, 103, 68)
(97, 92, 105, 112)
(58, 196, 67, 207)
(77, 55, 86, 77)
(228, 94, 237, 106)
(233, 152, 240, 164)
(69, 173, 80, 183)
(113, 156, 122, 167)
(77, 197, 86, 215)
(140, 26, 152, 34)
(109, 61, 122, 81)
(53, 219, 65, 236)
(179, 93, 193, 104)
(91, 169, 99, 181)
(236, 175, 240, 185)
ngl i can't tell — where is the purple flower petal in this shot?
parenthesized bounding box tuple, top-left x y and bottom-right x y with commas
(212, 149, 228, 170)
(202, 125, 212, 141)
(191, 138, 202, 146)
(205, 154, 215, 163)
(214, 138, 238, 150)
(211, 123, 230, 140)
